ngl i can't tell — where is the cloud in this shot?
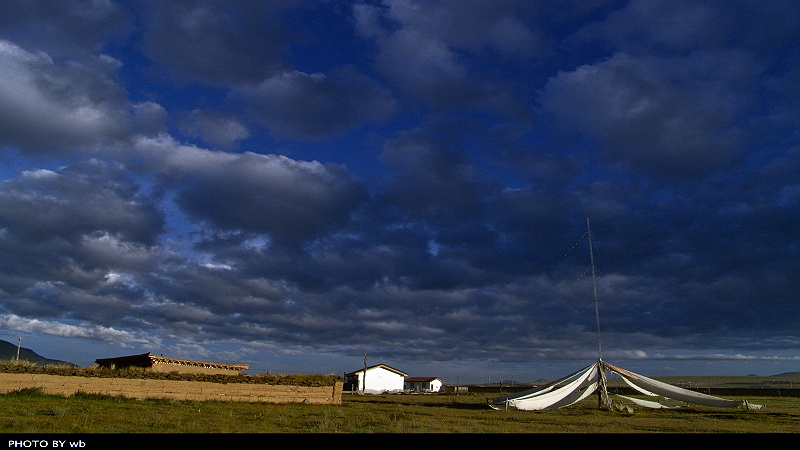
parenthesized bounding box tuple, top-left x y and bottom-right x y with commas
(353, 0, 537, 114)
(0, 159, 165, 325)
(538, 52, 757, 178)
(0, 313, 152, 347)
(572, 0, 800, 56)
(231, 68, 395, 139)
(179, 109, 250, 150)
(0, 0, 130, 57)
(379, 123, 487, 222)
(137, 1, 294, 84)
(0, 40, 132, 155)
(132, 101, 169, 137)
(0, 159, 164, 246)
(131, 134, 367, 246)
(354, 0, 542, 57)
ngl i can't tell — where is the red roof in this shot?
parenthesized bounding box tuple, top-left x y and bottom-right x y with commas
(404, 377, 443, 382)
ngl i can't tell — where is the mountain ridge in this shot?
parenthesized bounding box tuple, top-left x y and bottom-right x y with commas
(0, 339, 76, 366)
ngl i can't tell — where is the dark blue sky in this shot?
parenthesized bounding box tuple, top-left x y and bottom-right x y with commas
(0, 0, 798, 383)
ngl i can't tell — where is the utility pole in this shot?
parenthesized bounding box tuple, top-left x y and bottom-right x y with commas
(362, 353, 367, 393)
(16, 336, 21, 361)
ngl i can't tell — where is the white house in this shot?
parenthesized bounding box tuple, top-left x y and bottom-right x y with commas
(404, 376, 444, 393)
(344, 364, 408, 393)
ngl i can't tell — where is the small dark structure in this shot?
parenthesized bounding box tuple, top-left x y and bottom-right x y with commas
(95, 352, 248, 375)
(404, 376, 444, 393)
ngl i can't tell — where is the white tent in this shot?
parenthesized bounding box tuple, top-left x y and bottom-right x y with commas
(490, 362, 600, 411)
(489, 359, 762, 411)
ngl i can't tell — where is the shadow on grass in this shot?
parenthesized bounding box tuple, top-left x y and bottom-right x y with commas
(346, 397, 492, 410)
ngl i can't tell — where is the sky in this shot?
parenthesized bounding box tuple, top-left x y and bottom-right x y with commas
(0, 0, 798, 384)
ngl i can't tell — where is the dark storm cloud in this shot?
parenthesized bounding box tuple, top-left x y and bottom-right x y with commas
(575, 0, 800, 56)
(352, 0, 539, 114)
(538, 51, 757, 179)
(0, 0, 130, 57)
(136, 0, 297, 84)
(231, 67, 396, 139)
(378, 123, 487, 222)
(550, 0, 800, 180)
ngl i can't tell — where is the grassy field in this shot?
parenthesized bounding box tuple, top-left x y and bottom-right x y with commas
(1, 387, 799, 434)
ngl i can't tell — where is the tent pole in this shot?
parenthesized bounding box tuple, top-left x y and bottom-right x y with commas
(587, 219, 610, 409)
(597, 360, 602, 408)
(597, 359, 609, 409)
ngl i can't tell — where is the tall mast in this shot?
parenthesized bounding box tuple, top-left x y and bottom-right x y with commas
(587, 218, 609, 409)
(587, 218, 602, 360)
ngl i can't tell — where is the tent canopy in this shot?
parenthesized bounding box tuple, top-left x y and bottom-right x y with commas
(489, 360, 762, 411)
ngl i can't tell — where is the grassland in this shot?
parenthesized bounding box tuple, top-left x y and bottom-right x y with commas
(1, 387, 798, 434)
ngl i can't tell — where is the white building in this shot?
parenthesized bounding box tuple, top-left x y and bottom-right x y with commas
(404, 377, 444, 393)
(344, 364, 408, 393)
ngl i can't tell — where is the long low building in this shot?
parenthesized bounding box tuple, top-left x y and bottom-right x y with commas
(95, 352, 248, 375)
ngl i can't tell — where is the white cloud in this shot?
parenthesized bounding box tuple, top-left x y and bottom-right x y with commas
(0, 40, 131, 154)
(0, 313, 150, 346)
(181, 109, 249, 150)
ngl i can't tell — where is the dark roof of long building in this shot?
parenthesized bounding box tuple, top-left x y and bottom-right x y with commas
(95, 352, 248, 371)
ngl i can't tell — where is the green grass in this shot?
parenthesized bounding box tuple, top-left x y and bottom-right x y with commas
(1, 389, 798, 433)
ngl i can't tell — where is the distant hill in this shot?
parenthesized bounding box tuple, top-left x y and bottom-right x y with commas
(0, 339, 76, 366)
(774, 372, 800, 377)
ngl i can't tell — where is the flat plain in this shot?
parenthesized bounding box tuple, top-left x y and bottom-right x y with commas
(1, 385, 799, 433)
